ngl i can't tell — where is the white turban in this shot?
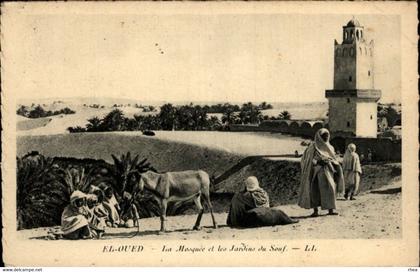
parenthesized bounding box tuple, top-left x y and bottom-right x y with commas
(244, 176, 260, 192)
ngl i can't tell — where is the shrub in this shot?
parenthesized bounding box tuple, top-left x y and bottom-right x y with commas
(17, 104, 76, 119)
(67, 126, 87, 133)
(17, 154, 109, 229)
(17, 153, 67, 229)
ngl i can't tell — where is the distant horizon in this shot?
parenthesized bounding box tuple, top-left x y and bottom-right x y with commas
(17, 96, 402, 107)
(17, 96, 329, 105)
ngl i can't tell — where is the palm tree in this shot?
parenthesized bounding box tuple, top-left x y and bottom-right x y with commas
(110, 152, 155, 197)
(28, 105, 46, 118)
(62, 166, 96, 195)
(17, 153, 67, 229)
(259, 101, 272, 110)
(279, 110, 292, 120)
(110, 152, 161, 219)
(16, 105, 29, 117)
(158, 104, 177, 130)
(208, 116, 222, 131)
(239, 102, 263, 124)
(101, 109, 127, 131)
(86, 116, 102, 132)
(221, 106, 237, 125)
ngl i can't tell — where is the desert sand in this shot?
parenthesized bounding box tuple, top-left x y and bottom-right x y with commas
(20, 179, 401, 240)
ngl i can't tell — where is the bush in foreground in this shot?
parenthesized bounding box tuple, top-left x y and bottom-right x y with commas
(16, 151, 199, 230)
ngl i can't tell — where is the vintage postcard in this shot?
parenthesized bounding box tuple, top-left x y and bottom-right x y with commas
(1, 1, 418, 267)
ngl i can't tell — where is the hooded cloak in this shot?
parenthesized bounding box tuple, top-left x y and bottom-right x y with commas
(61, 191, 90, 235)
(343, 143, 362, 195)
(298, 128, 344, 209)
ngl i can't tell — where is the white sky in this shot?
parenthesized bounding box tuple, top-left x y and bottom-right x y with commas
(10, 13, 401, 103)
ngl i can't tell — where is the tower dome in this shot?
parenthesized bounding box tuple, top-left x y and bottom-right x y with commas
(346, 18, 361, 27)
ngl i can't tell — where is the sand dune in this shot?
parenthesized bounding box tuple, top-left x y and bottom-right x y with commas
(16, 99, 327, 136)
(17, 105, 153, 136)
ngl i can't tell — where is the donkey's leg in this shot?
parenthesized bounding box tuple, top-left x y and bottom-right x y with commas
(202, 191, 218, 229)
(193, 195, 204, 230)
(159, 199, 168, 233)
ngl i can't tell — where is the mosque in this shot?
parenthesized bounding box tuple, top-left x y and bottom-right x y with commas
(325, 18, 381, 138)
(229, 18, 400, 161)
(232, 18, 382, 139)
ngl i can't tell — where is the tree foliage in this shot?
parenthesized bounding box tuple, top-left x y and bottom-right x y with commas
(278, 110, 292, 120)
(68, 102, 277, 133)
(17, 153, 67, 229)
(158, 103, 177, 130)
(378, 104, 401, 128)
(17, 104, 75, 119)
(16, 151, 162, 230)
(238, 102, 263, 124)
(101, 109, 128, 131)
(110, 152, 155, 197)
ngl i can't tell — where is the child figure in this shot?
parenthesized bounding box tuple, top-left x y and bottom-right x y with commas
(86, 194, 107, 238)
(89, 185, 111, 226)
(342, 143, 362, 200)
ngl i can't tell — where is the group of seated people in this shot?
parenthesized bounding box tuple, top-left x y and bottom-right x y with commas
(60, 184, 138, 240)
(60, 175, 297, 239)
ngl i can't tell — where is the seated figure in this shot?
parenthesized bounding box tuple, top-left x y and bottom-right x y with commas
(86, 194, 107, 238)
(99, 184, 121, 227)
(61, 191, 92, 239)
(227, 176, 298, 228)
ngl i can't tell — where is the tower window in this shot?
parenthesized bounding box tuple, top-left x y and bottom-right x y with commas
(347, 98, 350, 103)
(368, 70, 371, 76)
(347, 121, 350, 127)
(349, 76, 352, 82)
(370, 115, 373, 120)
(350, 48, 354, 56)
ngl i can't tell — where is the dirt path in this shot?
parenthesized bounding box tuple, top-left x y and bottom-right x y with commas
(20, 179, 401, 240)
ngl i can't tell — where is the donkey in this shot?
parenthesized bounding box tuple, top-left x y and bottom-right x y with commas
(133, 170, 218, 232)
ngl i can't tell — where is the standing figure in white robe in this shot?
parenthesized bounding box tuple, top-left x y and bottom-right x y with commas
(343, 143, 362, 200)
(298, 128, 344, 217)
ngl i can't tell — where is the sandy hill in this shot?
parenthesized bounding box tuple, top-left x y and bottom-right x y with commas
(17, 98, 328, 135)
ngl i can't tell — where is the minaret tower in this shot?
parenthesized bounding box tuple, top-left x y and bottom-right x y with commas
(325, 18, 381, 138)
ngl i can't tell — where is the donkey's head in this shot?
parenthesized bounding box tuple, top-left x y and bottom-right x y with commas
(126, 170, 144, 196)
(111, 152, 155, 197)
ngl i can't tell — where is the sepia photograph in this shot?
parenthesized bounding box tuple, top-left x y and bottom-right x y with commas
(1, 1, 418, 267)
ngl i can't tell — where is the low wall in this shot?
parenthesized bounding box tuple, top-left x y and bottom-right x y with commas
(331, 136, 401, 162)
(345, 137, 401, 162)
(229, 124, 265, 132)
(230, 120, 325, 139)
